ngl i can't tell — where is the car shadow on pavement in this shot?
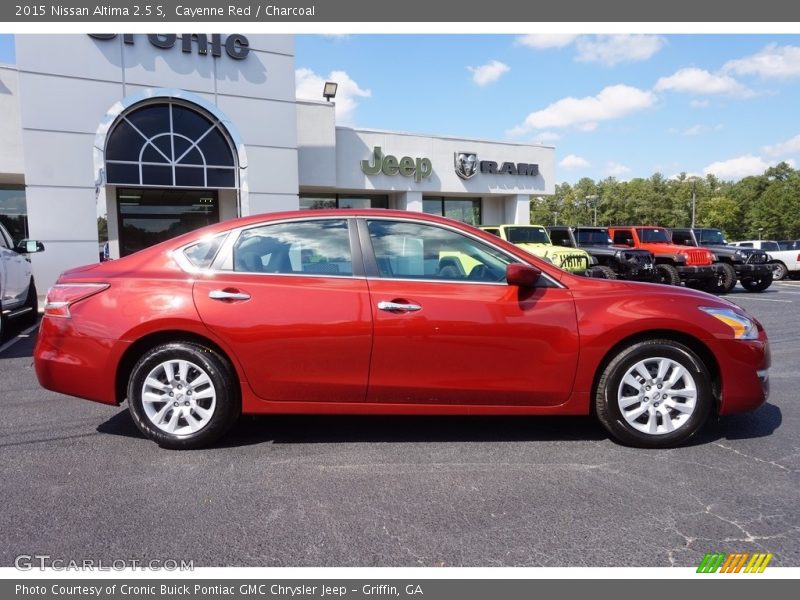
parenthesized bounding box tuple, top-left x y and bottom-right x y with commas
(96, 402, 782, 448)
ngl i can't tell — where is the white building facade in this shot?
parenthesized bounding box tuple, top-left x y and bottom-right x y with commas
(0, 34, 555, 295)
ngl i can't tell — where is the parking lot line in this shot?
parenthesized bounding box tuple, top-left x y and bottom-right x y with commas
(731, 297, 792, 303)
(0, 322, 39, 355)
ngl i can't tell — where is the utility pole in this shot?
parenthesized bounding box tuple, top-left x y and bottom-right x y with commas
(691, 181, 696, 228)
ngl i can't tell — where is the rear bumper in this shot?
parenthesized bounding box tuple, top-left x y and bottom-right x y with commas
(34, 316, 125, 406)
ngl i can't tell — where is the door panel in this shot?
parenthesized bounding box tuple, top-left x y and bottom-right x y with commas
(193, 275, 372, 403)
(191, 218, 372, 404)
(367, 279, 578, 405)
(361, 218, 580, 406)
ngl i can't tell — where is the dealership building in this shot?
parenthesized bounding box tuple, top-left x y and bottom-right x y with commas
(0, 34, 555, 294)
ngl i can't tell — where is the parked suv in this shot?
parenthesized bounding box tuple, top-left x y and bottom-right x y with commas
(0, 222, 44, 339)
(481, 224, 592, 274)
(670, 228, 773, 293)
(607, 226, 719, 287)
(547, 226, 657, 282)
(729, 240, 800, 281)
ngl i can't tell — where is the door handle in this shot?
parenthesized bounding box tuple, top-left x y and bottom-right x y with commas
(209, 289, 251, 301)
(377, 300, 422, 312)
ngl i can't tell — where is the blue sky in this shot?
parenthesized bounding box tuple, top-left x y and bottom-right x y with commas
(4, 34, 800, 183)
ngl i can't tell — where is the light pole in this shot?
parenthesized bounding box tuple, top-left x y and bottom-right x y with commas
(585, 194, 599, 226)
(758, 227, 764, 240)
(691, 180, 697, 228)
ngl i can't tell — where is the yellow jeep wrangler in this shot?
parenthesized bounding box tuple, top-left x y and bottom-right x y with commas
(481, 224, 592, 274)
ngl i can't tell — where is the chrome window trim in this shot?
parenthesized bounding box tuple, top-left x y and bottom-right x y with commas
(172, 214, 565, 288)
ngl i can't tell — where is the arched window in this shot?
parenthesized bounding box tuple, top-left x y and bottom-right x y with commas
(105, 101, 237, 189)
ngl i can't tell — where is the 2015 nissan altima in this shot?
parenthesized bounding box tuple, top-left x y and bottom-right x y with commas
(34, 210, 771, 449)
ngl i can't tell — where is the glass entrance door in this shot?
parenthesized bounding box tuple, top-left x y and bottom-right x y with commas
(117, 188, 219, 257)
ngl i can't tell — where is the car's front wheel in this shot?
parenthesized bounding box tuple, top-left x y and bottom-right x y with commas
(127, 342, 240, 449)
(594, 339, 712, 447)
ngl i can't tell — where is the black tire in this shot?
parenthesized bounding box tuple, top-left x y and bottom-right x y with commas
(22, 280, 38, 326)
(740, 275, 773, 292)
(704, 262, 737, 294)
(655, 263, 681, 286)
(592, 265, 617, 279)
(771, 261, 788, 281)
(127, 342, 240, 449)
(594, 339, 713, 448)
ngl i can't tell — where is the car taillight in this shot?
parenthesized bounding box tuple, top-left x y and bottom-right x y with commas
(44, 283, 109, 318)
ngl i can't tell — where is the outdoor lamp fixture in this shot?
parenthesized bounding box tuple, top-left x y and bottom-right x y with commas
(323, 81, 338, 102)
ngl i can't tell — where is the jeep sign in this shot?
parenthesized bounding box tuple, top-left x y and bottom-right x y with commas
(360, 146, 433, 182)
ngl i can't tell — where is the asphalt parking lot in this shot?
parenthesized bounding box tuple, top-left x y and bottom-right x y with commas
(0, 281, 798, 568)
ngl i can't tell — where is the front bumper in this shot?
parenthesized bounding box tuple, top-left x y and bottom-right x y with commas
(676, 264, 719, 280)
(734, 263, 774, 277)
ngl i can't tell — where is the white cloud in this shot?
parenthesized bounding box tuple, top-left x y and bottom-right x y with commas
(724, 44, 800, 79)
(321, 34, 350, 41)
(605, 161, 631, 177)
(516, 34, 578, 49)
(702, 155, 774, 180)
(533, 131, 561, 143)
(575, 35, 666, 66)
(295, 68, 371, 125)
(511, 84, 657, 133)
(467, 60, 510, 87)
(690, 99, 710, 108)
(762, 134, 800, 157)
(559, 154, 591, 169)
(669, 124, 723, 136)
(655, 67, 752, 97)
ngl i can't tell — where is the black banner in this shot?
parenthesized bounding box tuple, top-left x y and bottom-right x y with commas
(4, 0, 800, 22)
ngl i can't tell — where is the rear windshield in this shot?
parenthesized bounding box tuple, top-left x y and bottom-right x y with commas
(506, 226, 549, 244)
(637, 228, 671, 243)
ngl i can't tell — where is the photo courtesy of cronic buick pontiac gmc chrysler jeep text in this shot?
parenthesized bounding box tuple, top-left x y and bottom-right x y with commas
(34, 211, 771, 450)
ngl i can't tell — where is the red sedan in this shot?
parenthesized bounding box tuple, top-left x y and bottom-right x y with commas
(34, 210, 770, 449)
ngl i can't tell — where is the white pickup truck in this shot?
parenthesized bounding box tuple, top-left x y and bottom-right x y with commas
(729, 240, 800, 280)
(0, 222, 44, 339)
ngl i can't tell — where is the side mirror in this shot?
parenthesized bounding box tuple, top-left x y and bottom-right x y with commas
(506, 263, 541, 287)
(17, 239, 45, 254)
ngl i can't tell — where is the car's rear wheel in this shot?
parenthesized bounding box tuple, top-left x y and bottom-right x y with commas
(594, 339, 712, 448)
(127, 342, 240, 449)
(740, 275, 772, 292)
(655, 263, 681, 286)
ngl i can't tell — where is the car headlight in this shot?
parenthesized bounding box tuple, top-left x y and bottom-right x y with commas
(699, 307, 758, 340)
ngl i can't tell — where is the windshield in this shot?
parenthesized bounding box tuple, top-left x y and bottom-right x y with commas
(506, 226, 550, 244)
(637, 228, 671, 243)
(698, 229, 726, 244)
(576, 229, 611, 245)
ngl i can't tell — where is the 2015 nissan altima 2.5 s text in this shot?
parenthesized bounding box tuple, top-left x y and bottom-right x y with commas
(33, 210, 771, 449)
